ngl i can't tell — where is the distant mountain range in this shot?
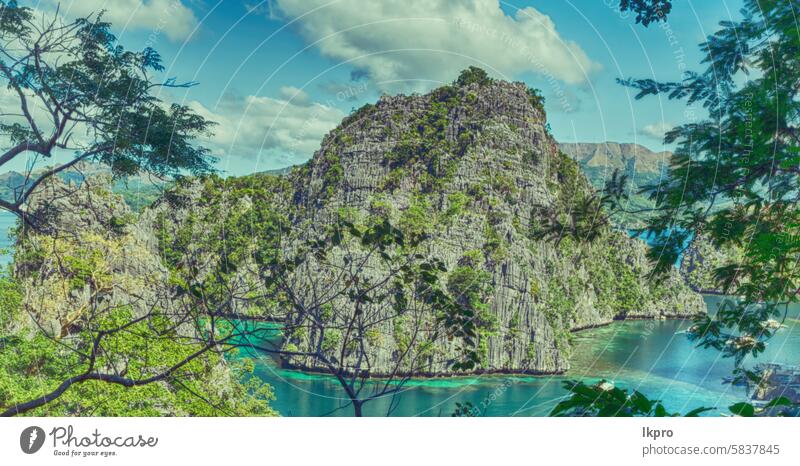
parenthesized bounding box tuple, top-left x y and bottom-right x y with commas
(558, 142, 673, 227)
(558, 142, 670, 175)
(0, 163, 165, 212)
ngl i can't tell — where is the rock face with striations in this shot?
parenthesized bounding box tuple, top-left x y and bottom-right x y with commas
(5, 72, 704, 379)
(13, 175, 170, 338)
(276, 71, 705, 375)
(129, 71, 704, 376)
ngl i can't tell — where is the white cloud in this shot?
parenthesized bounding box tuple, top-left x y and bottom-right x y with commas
(273, 0, 599, 88)
(42, 0, 198, 42)
(189, 93, 345, 166)
(641, 122, 673, 140)
(278, 86, 311, 106)
(4, 82, 342, 168)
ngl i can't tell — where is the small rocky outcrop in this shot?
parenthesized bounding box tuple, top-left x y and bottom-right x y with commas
(680, 233, 744, 294)
(13, 175, 171, 337)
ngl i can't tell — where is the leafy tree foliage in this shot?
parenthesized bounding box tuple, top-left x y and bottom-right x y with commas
(0, 287, 275, 416)
(614, 1, 800, 377)
(531, 152, 627, 246)
(455, 66, 493, 87)
(0, 179, 276, 416)
(0, 1, 215, 227)
(551, 380, 712, 417)
(618, 0, 672, 26)
(545, 1, 800, 417)
(156, 175, 481, 416)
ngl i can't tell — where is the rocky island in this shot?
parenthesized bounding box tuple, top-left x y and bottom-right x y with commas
(12, 68, 704, 382)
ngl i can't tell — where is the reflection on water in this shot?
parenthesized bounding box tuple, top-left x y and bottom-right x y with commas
(247, 296, 800, 416)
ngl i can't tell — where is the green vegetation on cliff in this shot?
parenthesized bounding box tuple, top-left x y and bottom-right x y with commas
(0, 178, 276, 416)
(0, 66, 704, 417)
(151, 68, 702, 380)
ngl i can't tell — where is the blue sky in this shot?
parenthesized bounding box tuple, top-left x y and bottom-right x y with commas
(17, 0, 746, 175)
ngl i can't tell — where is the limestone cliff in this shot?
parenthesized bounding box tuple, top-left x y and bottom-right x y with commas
(260, 72, 704, 374)
(13, 175, 170, 337)
(23, 71, 704, 377)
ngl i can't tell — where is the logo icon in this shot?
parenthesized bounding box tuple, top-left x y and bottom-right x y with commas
(20, 426, 45, 454)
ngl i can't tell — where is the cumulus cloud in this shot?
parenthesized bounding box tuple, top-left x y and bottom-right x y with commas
(278, 86, 311, 106)
(273, 0, 599, 89)
(641, 122, 673, 140)
(42, 0, 198, 42)
(188, 93, 345, 166)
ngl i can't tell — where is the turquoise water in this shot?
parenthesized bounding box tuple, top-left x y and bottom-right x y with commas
(241, 298, 800, 416)
(0, 210, 796, 416)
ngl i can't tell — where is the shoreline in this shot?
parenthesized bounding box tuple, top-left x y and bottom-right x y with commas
(570, 313, 699, 333)
(269, 310, 709, 382)
(277, 361, 568, 380)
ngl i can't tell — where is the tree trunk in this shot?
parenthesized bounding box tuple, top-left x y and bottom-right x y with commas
(352, 400, 363, 417)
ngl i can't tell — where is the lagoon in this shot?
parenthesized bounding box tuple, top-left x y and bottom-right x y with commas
(1, 210, 796, 416)
(242, 296, 800, 416)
